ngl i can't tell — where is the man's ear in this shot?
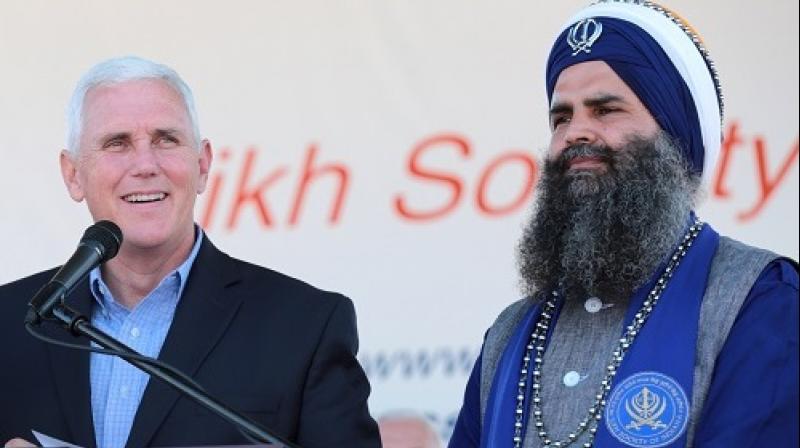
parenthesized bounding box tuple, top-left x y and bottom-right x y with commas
(60, 150, 85, 202)
(196, 139, 213, 195)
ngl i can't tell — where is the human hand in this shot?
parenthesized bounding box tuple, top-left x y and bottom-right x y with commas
(4, 438, 35, 447)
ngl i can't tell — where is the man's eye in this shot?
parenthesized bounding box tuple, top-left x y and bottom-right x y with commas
(551, 116, 570, 128)
(156, 136, 179, 147)
(103, 140, 126, 150)
(597, 106, 618, 116)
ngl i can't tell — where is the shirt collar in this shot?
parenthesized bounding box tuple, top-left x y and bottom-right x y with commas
(89, 225, 205, 311)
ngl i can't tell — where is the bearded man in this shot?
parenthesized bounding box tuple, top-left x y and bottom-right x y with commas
(449, 2, 798, 447)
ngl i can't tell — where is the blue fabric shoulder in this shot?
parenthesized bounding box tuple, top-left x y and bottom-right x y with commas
(449, 351, 483, 448)
(693, 259, 799, 447)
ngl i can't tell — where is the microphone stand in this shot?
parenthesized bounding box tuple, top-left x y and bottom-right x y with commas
(46, 302, 300, 448)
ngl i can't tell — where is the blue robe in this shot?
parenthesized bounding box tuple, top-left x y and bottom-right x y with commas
(449, 259, 798, 447)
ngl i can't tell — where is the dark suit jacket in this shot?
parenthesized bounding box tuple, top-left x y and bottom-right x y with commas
(0, 238, 380, 447)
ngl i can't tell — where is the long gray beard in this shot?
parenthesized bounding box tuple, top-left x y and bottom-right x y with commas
(517, 132, 700, 302)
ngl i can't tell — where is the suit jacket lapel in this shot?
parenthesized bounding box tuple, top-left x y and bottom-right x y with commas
(45, 282, 97, 448)
(125, 238, 244, 448)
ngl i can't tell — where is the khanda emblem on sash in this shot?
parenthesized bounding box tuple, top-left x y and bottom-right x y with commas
(567, 18, 603, 56)
(606, 372, 690, 447)
(624, 386, 669, 430)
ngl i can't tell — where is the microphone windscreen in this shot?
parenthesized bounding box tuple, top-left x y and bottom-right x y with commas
(82, 220, 123, 261)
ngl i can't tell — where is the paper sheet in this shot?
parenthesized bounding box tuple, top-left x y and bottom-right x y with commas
(32, 430, 84, 448)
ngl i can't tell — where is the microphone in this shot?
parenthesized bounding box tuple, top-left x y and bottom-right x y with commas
(23, 221, 298, 447)
(26, 220, 123, 325)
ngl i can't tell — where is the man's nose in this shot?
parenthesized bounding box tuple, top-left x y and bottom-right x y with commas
(130, 142, 160, 177)
(563, 114, 599, 148)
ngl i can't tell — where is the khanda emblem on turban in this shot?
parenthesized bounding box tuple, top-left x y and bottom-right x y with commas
(567, 18, 603, 56)
(624, 386, 669, 431)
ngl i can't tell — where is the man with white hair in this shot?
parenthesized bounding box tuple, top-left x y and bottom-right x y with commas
(0, 56, 380, 448)
(450, 1, 798, 447)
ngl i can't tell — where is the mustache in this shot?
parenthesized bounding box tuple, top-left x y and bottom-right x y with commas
(547, 144, 616, 173)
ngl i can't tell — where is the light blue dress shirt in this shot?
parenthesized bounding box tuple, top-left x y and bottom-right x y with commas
(88, 230, 203, 448)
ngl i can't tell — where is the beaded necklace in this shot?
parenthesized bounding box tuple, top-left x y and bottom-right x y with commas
(513, 219, 704, 447)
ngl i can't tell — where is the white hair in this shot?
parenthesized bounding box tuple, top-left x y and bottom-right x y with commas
(66, 56, 201, 152)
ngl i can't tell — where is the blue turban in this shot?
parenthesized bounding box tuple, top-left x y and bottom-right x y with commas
(545, 2, 723, 183)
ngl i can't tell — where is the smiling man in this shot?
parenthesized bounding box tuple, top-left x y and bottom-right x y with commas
(449, 2, 798, 448)
(0, 56, 380, 448)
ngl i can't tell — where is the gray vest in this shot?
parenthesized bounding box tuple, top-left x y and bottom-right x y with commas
(478, 236, 784, 447)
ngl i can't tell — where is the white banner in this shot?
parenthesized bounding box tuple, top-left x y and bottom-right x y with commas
(1, 1, 797, 442)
